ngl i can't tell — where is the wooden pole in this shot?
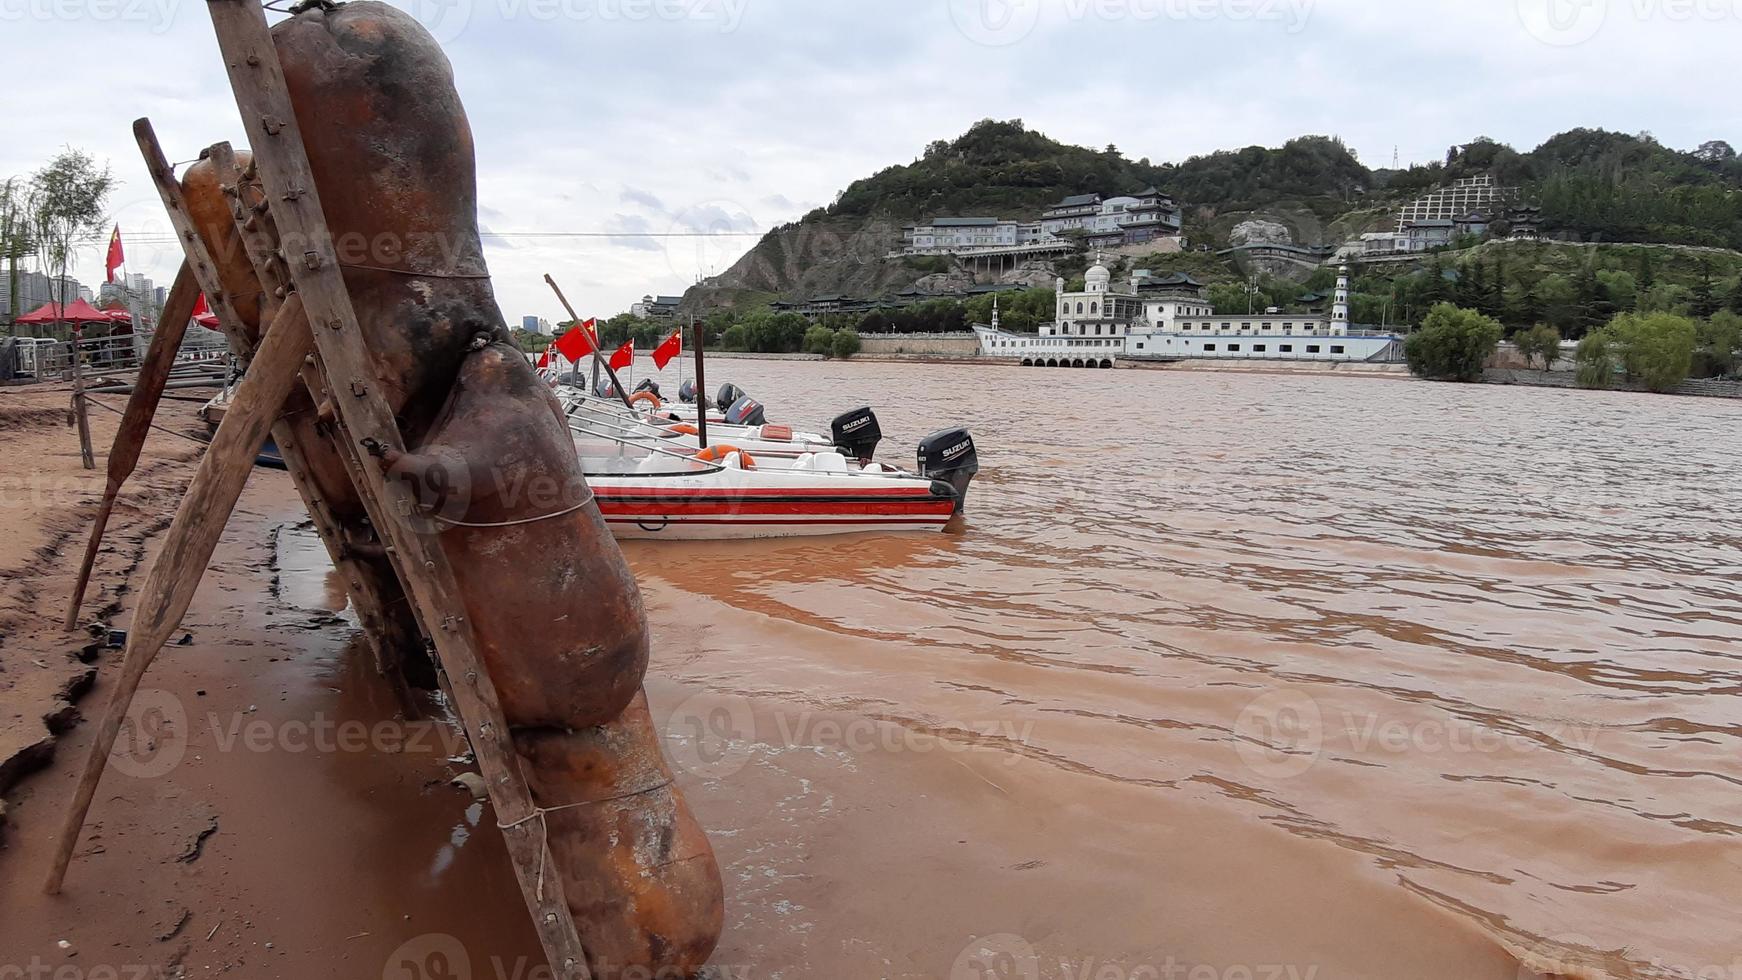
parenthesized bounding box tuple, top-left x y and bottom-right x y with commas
(692, 319, 708, 450)
(544, 274, 633, 411)
(70, 325, 95, 470)
(202, 4, 592, 974)
(64, 262, 200, 630)
(46, 294, 313, 894)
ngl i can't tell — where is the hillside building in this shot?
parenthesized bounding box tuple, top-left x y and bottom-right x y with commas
(631, 294, 683, 319)
(898, 186, 1184, 259)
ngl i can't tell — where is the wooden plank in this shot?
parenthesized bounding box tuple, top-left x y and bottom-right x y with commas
(203, 139, 426, 696)
(202, 3, 593, 976)
(47, 294, 314, 894)
(132, 118, 424, 702)
(64, 262, 201, 629)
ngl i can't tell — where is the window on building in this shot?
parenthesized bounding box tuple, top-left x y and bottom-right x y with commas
(1332, 346, 1346, 355)
(1229, 344, 1241, 352)
(1280, 345, 1293, 353)
(1307, 345, 1321, 354)
(1204, 344, 1217, 352)
(1254, 345, 1267, 353)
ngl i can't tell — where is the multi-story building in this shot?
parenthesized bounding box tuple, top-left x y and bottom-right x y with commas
(521, 315, 554, 335)
(630, 295, 683, 319)
(1039, 188, 1183, 249)
(0, 270, 89, 319)
(898, 187, 1184, 258)
(902, 218, 1023, 252)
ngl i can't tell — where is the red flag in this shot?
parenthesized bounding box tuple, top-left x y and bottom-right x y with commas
(609, 340, 635, 372)
(554, 321, 595, 363)
(105, 226, 125, 284)
(652, 330, 682, 370)
(536, 347, 550, 369)
(192, 293, 211, 317)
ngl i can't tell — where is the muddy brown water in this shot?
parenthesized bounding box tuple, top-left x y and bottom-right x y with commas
(6, 360, 1739, 980)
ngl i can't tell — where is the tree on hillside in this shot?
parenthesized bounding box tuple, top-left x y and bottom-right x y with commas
(1404, 303, 1503, 382)
(1691, 260, 1721, 318)
(1695, 311, 1742, 378)
(1514, 324, 1563, 371)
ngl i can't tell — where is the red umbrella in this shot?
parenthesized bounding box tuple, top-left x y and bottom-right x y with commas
(15, 298, 118, 325)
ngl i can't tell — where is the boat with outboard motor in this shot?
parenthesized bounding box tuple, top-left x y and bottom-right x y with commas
(557, 381, 890, 465)
(564, 389, 978, 539)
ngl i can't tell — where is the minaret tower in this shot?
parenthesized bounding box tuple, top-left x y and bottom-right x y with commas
(1331, 264, 1351, 336)
(991, 294, 1001, 331)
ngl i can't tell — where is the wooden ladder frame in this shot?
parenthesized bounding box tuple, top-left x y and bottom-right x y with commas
(47, 2, 594, 976)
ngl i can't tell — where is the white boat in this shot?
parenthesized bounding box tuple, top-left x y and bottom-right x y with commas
(557, 383, 884, 464)
(568, 402, 976, 540)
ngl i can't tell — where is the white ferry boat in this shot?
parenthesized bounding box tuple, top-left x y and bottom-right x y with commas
(974, 263, 1403, 367)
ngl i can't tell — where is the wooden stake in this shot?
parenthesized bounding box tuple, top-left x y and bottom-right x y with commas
(70, 326, 95, 470)
(64, 263, 201, 630)
(46, 294, 313, 895)
(203, 4, 591, 975)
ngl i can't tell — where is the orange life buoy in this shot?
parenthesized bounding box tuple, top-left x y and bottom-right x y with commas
(667, 423, 699, 436)
(694, 445, 756, 469)
(628, 391, 662, 410)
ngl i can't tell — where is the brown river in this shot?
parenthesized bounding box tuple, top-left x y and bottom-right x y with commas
(610, 359, 1742, 980)
(8, 358, 1737, 980)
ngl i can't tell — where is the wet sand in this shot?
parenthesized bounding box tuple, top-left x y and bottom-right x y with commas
(4, 363, 1739, 979)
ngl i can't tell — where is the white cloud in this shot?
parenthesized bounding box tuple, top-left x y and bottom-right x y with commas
(3, 0, 1737, 323)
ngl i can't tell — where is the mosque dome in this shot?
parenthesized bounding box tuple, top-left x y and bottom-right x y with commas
(1085, 263, 1110, 292)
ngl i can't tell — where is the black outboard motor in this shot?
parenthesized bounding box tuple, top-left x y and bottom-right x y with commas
(634, 378, 662, 399)
(918, 428, 979, 514)
(678, 379, 698, 404)
(830, 407, 882, 463)
(716, 383, 747, 412)
(725, 395, 767, 427)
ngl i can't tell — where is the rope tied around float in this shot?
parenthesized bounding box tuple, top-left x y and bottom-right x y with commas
(496, 780, 677, 900)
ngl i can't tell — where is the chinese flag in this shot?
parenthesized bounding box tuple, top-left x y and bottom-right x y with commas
(652, 330, 682, 370)
(536, 346, 551, 369)
(554, 321, 595, 363)
(192, 293, 211, 318)
(105, 226, 125, 284)
(609, 340, 635, 372)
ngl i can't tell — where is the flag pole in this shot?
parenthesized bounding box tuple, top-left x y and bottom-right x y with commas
(543, 274, 633, 411)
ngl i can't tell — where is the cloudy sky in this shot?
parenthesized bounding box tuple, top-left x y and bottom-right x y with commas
(6, 0, 1739, 322)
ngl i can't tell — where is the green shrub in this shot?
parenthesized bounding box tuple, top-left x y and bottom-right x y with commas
(1513, 323, 1563, 370)
(803, 325, 837, 355)
(1574, 332, 1616, 389)
(1611, 312, 1696, 392)
(1577, 312, 1697, 392)
(1404, 303, 1503, 382)
(831, 329, 862, 359)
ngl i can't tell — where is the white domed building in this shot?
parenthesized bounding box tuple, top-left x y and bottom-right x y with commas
(972, 262, 1404, 367)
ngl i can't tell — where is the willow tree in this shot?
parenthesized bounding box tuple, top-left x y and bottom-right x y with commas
(31, 149, 114, 332)
(0, 177, 31, 329)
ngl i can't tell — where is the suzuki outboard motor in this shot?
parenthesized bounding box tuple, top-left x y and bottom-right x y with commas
(918, 428, 979, 514)
(678, 379, 697, 404)
(830, 407, 882, 463)
(633, 378, 662, 399)
(716, 383, 747, 412)
(725, 395, 767, 427)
